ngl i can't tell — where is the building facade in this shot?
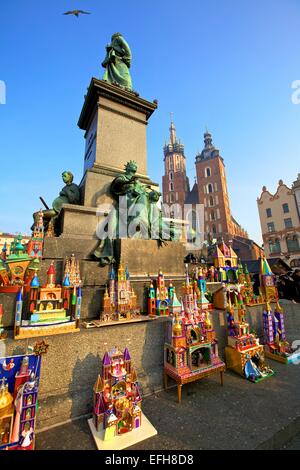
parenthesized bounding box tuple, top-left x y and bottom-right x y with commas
(162, 120, 260, 260)
(257, 179, 300, 267)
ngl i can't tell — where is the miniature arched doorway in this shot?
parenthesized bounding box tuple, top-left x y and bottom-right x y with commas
(227, 269, 236, 283)
(46, 292, 57, 300)
(158, 300, 169, 315)
(190, 327, 200, 344)
(118, 411, 132, 434)
(191, 347, 211, 370)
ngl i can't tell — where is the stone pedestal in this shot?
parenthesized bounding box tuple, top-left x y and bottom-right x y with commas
(37, 79, 188, 321)
(78, 78, 159, 207)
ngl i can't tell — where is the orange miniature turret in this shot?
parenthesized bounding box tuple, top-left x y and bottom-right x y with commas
(46, 262, 55, 288)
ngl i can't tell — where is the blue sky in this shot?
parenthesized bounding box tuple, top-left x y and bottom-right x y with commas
(0, 0, 299, 243)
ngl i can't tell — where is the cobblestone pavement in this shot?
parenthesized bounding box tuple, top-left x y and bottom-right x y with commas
(36, 359, 300, 450)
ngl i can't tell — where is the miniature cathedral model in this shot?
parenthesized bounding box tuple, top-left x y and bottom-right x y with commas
(147, 271, 175, 316)
(262, 302, 300, 364)
(0, 351, 42, 450)
(14, 258, 82, 339)
(164, 269, 224, 378)
(101, 265, 140, 322)
(93, 347, 142, 440)
(225, 298, 274, 382)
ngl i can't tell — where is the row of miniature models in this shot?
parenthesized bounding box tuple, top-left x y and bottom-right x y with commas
(0, 342, 48, 450)
(224, 296, 274, 382)
(14, 257, 82, 340)
(92, 347, 142, 440)
(147, 268, 212, 317)
(101, 265, 140, 322)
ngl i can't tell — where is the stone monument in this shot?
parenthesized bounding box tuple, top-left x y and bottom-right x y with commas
(40, 33, 187, 320)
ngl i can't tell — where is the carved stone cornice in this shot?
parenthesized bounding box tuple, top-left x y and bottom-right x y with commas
(78, 78, 157, 130)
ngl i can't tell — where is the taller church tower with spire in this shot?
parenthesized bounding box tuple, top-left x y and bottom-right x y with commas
(162, 119, 190, 207)
(162, 123, 249, 245)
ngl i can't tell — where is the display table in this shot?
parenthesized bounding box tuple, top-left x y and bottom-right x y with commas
(163, 361, 225, 403)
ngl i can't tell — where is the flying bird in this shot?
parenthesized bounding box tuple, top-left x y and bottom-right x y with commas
(63, 10, 91, 18)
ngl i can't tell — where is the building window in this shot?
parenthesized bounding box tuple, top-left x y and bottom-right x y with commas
(209, 196, 214, 206)
(170, 182, 174, 191)
(211, 211, 215, 221)
(267, 222, 275, 233)
(205, 167, 211, 177)
(170, 193, 175, 203)
(169, 172, 173, 180)
(208, 183, 213, 193)
(212, 225, 217, 234)
(266, 208, 272, 217)
(176, 162, 180, 171)
(282, 203, 289, 213)
(269, 239, 281, 254)
(284, 218, 293, 229)
(287, 236, 299, 252)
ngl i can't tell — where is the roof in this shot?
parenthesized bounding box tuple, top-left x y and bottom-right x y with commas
(123, 347, 131, 361)
(260, 257, 273, 276)
(185, 182, 199, 204)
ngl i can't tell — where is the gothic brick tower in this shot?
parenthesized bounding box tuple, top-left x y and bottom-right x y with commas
(162, 119, 190, 207)
(195, 131, 235, 240)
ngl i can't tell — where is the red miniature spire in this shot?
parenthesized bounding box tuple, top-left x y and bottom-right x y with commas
(46, 261, 55, 287)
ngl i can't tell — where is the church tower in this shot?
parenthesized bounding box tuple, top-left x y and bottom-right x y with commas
(195, 131, 234, 240)
(162, 119, 190, 207)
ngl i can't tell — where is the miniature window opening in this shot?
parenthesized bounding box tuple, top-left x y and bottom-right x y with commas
(266, 208, 272, 217)
(208, 183, 213, 193)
